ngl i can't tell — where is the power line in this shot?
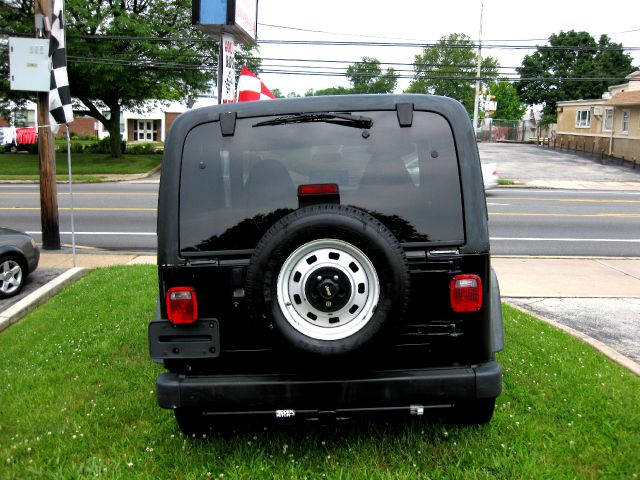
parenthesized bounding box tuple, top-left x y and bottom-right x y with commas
(259, 21, 640, 43)
(64, 56, 629, 82)
(63, 49, 521, 71)
(257, 39, 640, 51)
(64, 54, 626, 80)
(257, 22, 551, 43)
(2, 31, 638, 52)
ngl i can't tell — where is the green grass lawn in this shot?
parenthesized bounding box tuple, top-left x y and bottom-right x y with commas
(1, 266, 638, 479)
(0, 153, 161, 180)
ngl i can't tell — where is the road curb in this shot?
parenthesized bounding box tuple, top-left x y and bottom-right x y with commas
(505, 302, 640, 377)
(0, 268, 90, 333)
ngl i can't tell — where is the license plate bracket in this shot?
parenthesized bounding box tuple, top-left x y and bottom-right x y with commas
(149, 319, 220, 360)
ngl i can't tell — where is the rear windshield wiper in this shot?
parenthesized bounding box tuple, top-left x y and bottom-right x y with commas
(253, 112, 373, 129)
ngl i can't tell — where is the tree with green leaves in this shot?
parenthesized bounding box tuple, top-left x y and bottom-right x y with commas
(270, 88, 284, 99)
(489, 80, 526, 121)
(307, 57, 397, 96)
(308, 86, 351, 96)
(0, 0, 260, 157)
(346, 57, 397, 94)
(406, 33, 499, 115)
(516, 30, 635, 118)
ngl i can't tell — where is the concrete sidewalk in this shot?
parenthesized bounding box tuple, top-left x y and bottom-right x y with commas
(39, 252, 156, 268)
(38, 253, 640, 298)
(492, 257, 640, 298)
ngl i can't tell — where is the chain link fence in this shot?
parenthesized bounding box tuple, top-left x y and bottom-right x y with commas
(476, 119, 555, 143)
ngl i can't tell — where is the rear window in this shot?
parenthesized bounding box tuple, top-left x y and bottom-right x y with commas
(179, 110, 463, 253)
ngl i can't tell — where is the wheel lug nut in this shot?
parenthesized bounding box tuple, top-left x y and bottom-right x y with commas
(317, 275, 323, 281)
(333, 275, 339, 281)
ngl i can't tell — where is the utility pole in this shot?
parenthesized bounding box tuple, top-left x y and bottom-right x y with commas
(34, 0, 61, 250)
(472, 0, 484, 133)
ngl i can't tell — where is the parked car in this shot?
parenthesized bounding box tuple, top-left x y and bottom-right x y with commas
(481, 162, 499, 190)
(0, 227, 40, 298)
(149, 94, 503, 435)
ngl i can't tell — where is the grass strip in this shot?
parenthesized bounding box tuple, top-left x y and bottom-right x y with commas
(0, 154, 161, 176)
(0, 266, 638, 479)
(0, 175, 112, 183)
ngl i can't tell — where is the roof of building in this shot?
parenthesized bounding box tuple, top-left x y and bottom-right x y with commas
(556, 98, 608, 106)
(607, 90, 640, 106)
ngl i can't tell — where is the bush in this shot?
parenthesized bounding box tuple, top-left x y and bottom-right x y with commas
(87, 137, 112, 153)
(126, 142, 160, 154)
(70, 142, 86, 153)
(71, 133, 93, 141)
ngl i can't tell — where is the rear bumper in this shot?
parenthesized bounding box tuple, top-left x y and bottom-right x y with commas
(156, 361, 501, 416)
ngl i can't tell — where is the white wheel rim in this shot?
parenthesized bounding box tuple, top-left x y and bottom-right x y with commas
(1, 260, 23, 295)
(276, 239, 380, 341)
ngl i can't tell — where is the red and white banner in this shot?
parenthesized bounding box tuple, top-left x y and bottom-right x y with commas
(236, 65, 275, 102)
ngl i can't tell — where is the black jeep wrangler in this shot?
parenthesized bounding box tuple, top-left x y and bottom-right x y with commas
(149, 94, 503, 434)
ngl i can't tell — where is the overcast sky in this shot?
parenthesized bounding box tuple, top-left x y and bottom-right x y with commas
(254, 0, 640, 96)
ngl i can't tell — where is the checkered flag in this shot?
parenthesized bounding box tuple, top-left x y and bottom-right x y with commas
(49, 0, 73, 126)
(236, 65, 276, 102)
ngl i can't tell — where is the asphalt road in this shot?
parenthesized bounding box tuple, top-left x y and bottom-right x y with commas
(1, 144, 639, 256)
(487, 188, 640, 256)
(478, 142, 640, 184)
(0, 267, 65, 312)
(2, 183, 639, 256)
(507, 297, 640, 365)
(1, 182, 158, 251)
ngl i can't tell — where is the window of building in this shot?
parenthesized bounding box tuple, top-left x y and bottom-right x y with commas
(621, 110, 630, 133)
(100, 113, 125, 134)
(135, 120, 157, 141)
(14, 109, 36, 128)
(603, 108, 614, 132)
(575, 109, 591, 128)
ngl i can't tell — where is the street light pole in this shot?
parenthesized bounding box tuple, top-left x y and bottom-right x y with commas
(472, 0, 484, 133)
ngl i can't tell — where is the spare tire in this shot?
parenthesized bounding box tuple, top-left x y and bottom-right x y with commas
(246, 204, 410, 355)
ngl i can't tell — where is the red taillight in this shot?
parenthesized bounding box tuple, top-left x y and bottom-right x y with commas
(298, 183, 339, 196)
(450, 274, 483, 313)
(166, 287, 198, 324)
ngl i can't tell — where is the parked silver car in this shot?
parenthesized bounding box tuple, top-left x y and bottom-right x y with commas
(0, 227, 40, 298)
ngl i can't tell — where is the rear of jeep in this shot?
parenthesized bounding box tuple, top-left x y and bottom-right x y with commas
(149, 94, 503, 434)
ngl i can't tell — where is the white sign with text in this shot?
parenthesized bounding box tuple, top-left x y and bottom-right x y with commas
(221, 33, 236, 104)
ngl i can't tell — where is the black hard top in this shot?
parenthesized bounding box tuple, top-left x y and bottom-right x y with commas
(157, 94, 488, 265)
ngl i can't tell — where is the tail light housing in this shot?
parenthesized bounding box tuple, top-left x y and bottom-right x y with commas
(166, 287, 198, 324)
(450, 274, 482, 313)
